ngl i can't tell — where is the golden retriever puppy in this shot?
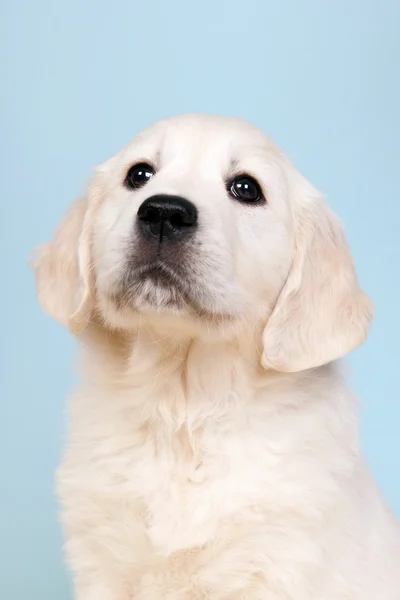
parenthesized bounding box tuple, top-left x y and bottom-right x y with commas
(33, 114, 400, 599)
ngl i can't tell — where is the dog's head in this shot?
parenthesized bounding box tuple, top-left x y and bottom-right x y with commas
(32, 114, 373, 371)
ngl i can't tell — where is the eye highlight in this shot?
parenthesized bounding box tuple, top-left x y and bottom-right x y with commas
(228, 175, 264, 204)
(124, 163, 155, 190)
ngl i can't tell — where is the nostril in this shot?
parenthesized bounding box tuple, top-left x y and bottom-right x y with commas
(140, 207, 159, 223)
(170, 211, 194, 228)
(170, 213, 183, 228)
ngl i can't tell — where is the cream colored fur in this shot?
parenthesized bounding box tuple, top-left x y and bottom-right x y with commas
(33, 115, 399, 599)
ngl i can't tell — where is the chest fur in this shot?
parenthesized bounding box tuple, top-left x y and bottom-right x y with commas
(60, 345, 352, 561)
(62, 398, 273, 555)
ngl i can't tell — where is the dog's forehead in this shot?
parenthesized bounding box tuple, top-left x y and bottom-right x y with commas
(123, 115, 276, 167)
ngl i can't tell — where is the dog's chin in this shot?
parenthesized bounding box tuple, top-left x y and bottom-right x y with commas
(112, 267, 188, 317)
(111, 259, 202, 317)
(105, 266, 239, 336)
(131, 279, 187, 316)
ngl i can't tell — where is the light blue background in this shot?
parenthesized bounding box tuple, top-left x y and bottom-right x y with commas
(2, 0, 399, 598)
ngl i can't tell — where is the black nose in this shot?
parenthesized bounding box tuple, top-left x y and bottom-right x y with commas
(137, 194, 198, 241)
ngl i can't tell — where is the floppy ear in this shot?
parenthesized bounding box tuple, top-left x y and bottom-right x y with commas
(262, 195, 374, 372)
(32, 177, 103, 334)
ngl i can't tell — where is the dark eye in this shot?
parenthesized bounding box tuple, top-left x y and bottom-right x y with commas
(229, 175, 263, 203)
(125, 163, 155, 189)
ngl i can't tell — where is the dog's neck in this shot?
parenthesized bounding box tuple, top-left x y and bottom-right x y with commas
(79, 321, 300, 433)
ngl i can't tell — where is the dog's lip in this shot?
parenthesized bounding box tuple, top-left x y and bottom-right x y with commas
(134, 261, 192, 298)
(132, 264, 234, 323)
(136, 260, 184, 284)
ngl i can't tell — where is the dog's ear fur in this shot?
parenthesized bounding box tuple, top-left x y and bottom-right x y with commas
(32, 176, 103, 334)
(262, 193, 374, 372)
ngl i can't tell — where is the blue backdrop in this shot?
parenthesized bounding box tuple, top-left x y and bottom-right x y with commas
(2, 1, 399, 598)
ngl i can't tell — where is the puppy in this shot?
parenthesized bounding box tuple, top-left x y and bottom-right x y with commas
(33, 115, 400, 599)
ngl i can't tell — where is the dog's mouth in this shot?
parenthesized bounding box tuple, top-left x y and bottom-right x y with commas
(109, 261, 235, 326)
(138, 262, 187, 289)
(111, 261, 191, 313)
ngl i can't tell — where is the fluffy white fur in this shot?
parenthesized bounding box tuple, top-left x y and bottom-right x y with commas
(33, 114, 399, 599)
